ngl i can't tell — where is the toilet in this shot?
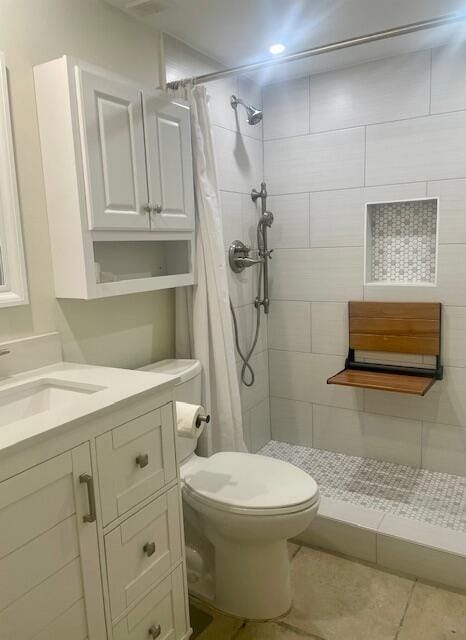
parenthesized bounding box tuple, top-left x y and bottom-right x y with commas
(140, 359, 320, 620)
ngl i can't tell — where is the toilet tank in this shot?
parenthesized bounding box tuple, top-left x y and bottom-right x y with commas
(139, 359, 202, 463)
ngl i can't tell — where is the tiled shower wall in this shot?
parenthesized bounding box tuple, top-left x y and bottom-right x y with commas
(264, 46, 466, 476)
(206, 77, 271, 453)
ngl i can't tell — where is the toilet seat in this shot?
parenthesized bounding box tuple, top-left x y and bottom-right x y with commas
(182, 452, 319, 517)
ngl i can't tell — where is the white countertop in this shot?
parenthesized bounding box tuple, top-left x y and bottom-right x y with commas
(0, 361, 178, 455)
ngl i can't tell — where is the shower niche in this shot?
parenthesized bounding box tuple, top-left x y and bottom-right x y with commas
(364, 197, 439, 287)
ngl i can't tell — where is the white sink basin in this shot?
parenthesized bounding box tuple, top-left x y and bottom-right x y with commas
(0, 379, 104, 427)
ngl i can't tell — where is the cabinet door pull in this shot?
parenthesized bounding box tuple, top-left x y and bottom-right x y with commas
(143, 203, 152, 214)
(152, 204, 162, 214)
(148, 624, 161, 639)
(136, 453, 149, 468)
(143, 541, 156, 557)
(79, 474, 97, 523)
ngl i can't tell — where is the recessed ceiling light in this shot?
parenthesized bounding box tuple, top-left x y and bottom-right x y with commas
(269, 43, 286, 55)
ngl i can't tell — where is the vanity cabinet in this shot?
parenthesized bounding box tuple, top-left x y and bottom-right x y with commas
(0, 443, 106, 640)
(34, 56, 195, 299)
(0, 394, 191, 640)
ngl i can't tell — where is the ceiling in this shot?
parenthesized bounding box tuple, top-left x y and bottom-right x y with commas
(105, 0, 466, 82)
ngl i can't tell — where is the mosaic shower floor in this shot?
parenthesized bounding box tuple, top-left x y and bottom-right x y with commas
(258, 440, 466, 533)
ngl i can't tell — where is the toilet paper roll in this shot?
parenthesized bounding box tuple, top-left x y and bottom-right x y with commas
(176, 402, 205, 438)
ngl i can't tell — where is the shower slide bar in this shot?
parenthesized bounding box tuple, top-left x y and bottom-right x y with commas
(166, 13, 466, 89)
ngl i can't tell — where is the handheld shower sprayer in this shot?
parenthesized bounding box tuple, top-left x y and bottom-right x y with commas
(229, 182, 273, 386)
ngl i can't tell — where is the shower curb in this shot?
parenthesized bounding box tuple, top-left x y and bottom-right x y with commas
(295, 496, 466, 591)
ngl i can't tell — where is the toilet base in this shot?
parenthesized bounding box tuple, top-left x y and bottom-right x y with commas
(210, 532, 292, 620)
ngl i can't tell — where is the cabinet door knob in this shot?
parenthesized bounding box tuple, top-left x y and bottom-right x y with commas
(143, 541, 156, 557)
(136, 453, 149, 468)
(152, 204, 163, 214)
(148, 624, 161, 638)
(143, 203, 152, 214)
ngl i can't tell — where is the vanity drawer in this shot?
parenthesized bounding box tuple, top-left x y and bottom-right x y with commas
(113, 565, 188, 640)
(105, 485, 183, 620)
(97, 404, 177, 525)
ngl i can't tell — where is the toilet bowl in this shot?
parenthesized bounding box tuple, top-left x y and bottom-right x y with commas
(139, 359, 320, 620)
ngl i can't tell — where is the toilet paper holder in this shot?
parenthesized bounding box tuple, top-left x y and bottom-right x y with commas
(195, 414, 210, 428)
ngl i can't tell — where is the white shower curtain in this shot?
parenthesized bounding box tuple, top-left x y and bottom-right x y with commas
(173, 84, 246, 455)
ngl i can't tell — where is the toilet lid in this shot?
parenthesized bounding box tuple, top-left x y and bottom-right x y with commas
(182, 452, 319, 513)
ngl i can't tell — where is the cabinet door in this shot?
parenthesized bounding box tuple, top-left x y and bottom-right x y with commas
(78, 68, 150, 230)
(143, 92, 195, 231)
(0, 444, 106, 640)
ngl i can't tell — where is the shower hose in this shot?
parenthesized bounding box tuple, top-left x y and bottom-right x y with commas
(229, 242, 264, 387)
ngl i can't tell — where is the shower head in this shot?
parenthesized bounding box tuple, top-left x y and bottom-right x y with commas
(230, 95, 263, 125)
(259, 210, 274, 228)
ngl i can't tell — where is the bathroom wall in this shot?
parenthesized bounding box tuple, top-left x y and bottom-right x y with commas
(164, 35, 271, 451)
(264, 45, 466, 475)
(0, 0, 175, 368)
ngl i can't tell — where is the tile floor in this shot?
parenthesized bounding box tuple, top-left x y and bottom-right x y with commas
(259, 441, 466, 532)
(191, 544, 466, 640)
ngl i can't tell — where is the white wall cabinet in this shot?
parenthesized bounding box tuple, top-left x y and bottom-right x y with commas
(143, 92, 194, 232)
(78, 69, 150, 232)
(0, 393, 191, 640)
(34, 56, 195, 299)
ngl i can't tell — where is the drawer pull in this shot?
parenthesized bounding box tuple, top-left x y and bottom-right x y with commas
(148, 624, 161, 638)
(136, 453, 149, 468)
(79, 474, 97, 523)
(143, 541, 156, 557)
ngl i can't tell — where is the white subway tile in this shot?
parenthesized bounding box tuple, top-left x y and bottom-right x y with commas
(437, 244, 466, 305)
(269, 350, 363, 410)
(363, 283, 439, 303)
(214, 126, 262, 193)
(270, 397, 313, 446)
(378, 515, 466, 590)
(270, 247, 364, 302)
(219, 191, 242, 248)
(268, 301, 311, 352)
(238, 350, 269, 412)
(365, 366, 466, 428)
(237, 76, 263, 141)
(250, 398, 271, 452)
(428, 179, 466, 244)
(366, 112, 466, 186)
(442, 306, 466, 367)
(364, 182, 428, 205)
(207, 76, 239, 132)
(297, 497, 384, 563)
(311, 302, 348, 356)
(262, 77, 310, 140)
(431, 44, 466, 114)
(313, 405, 422, 467)
(242, 410, 252, 452)
(268, 193, 310, 249)
(227, 255, 257, 308)
(309, 188, 364, 248)
(265, 127, 365, 194)
(232, 303, 267, 363)
(310, 51, 430, 132)
(241, 192, 261, 249)
(422, 422, 466, 476)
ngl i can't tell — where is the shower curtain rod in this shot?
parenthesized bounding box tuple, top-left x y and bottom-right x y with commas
(166, 12, 466, 88)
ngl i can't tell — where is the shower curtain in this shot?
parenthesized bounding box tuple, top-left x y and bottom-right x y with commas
(172, 84, 246, 456)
